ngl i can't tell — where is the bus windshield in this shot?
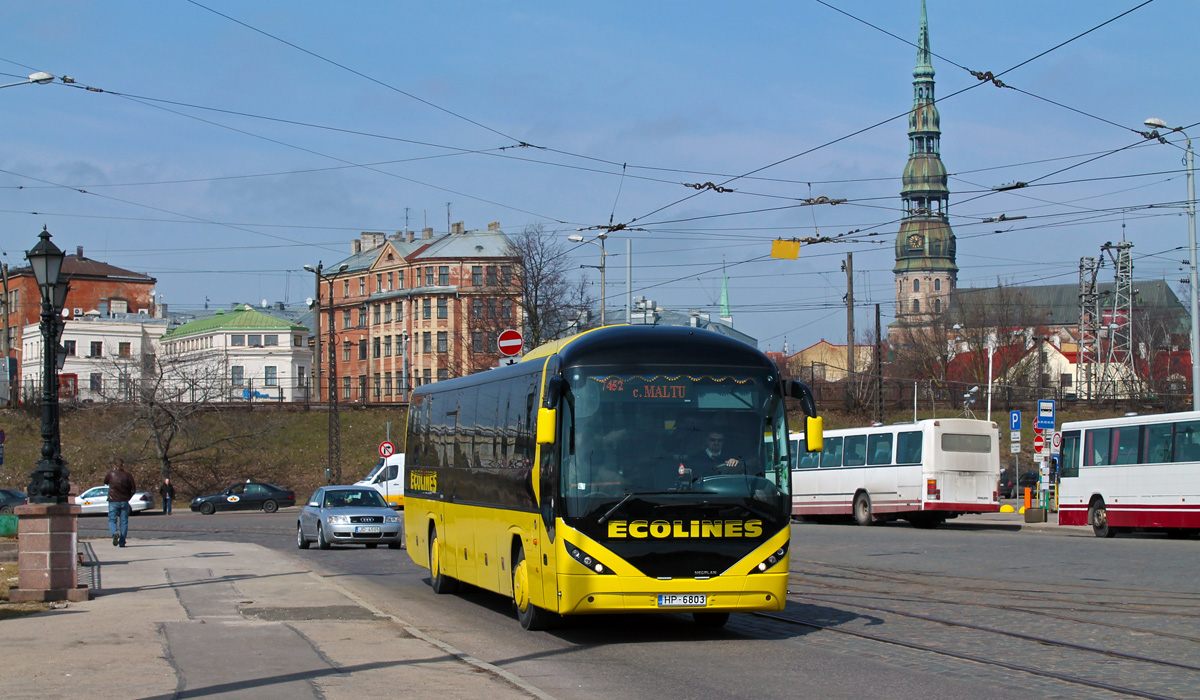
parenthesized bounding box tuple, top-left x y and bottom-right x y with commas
(558, 366, 790, 519)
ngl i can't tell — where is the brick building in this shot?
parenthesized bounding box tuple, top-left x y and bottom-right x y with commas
(4, 245, 157, 394)
(315, 222, 521, 403)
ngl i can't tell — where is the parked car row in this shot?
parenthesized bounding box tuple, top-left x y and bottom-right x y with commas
(998, 471, 1041, 499)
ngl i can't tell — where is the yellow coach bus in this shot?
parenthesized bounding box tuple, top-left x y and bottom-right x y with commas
(404, 325, 822, 629)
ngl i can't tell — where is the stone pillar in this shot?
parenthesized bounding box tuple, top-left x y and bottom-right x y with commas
(9, 503, 89, 602)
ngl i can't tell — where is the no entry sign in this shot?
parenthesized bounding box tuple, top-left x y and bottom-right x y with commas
(498, 329, 523, 356)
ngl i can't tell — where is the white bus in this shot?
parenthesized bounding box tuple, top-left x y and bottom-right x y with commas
(790, 419, 1001, 528)
(1058, 411, 1200, 538)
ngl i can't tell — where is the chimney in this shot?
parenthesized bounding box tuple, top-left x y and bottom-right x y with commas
(451, 221, 465, 235)
(488, 222, 500, 232)
(406, 230, 415, 243)
(77, 246, 84, 259)
(361, 232, 385, 250)
(352, 239, 362, 254)
(422, 227, 434, 240)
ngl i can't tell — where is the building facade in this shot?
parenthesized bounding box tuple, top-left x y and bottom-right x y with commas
(316, 222, 522, 403)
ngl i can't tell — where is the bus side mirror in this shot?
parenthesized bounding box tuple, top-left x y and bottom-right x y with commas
(543, 375, 563, 409)
(805, 416, 823, 453)
(786, 379, 818, 418)
(537, 407, 557, 445)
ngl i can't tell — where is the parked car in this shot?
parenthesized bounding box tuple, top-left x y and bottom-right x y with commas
(297, 486, 403, 550)
(998, 471, 1016, 499)
(74, 485, 155, 515)
(0, 488, 27, 514)
(191, 481, 295, 515)
(1017, 471, 1040, 496)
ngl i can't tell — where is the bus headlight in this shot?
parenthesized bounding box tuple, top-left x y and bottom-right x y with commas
(751, 541, 789, 573)
(566, 541, 615, 575)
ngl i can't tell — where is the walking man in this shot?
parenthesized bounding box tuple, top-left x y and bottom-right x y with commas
(104, 458, 136, 547)
(159, 477, 175, 516)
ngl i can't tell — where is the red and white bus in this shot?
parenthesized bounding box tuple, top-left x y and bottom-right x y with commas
(790, 418, 1001, 528)
(1058, 411, 1200, 538)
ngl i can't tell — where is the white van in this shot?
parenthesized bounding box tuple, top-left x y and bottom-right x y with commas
(355, 454, 406, 509)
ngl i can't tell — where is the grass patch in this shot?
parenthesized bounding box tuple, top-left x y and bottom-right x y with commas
(0, 561, 53, 619)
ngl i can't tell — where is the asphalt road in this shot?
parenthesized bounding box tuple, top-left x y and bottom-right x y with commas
(78, 508, 1200, 700)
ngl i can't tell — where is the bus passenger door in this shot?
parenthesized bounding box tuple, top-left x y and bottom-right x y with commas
(533, 385, 561, 613)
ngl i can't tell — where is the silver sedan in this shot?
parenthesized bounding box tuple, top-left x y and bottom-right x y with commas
(297, 486, 404, 550)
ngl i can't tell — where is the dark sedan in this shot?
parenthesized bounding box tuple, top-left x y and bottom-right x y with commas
(297, 486, 404, 550)
(191, 481, 295, 515)
(0, 488, 27, 514)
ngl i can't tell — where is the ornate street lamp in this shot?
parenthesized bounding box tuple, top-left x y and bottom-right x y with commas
(25, 226, 70, 503)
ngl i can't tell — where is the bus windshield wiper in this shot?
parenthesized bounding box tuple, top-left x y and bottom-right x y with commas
(596, 491, 682, 525)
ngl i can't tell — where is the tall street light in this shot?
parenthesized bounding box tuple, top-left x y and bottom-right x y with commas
(26, 226, 70, 503)
(0, 71, 55, 90)
(1144, 117, 1198, 407)
(568, 231, 608, 325)
(304, 261, 347, 483)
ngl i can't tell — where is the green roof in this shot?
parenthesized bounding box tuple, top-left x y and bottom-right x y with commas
(164, 306, 309, 339)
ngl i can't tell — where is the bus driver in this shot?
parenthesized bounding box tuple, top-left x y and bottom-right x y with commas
(685, 431, 744, 479)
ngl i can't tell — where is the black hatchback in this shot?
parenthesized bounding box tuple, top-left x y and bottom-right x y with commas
(0, 488, 27, 514)
(191, 481, 295, 515)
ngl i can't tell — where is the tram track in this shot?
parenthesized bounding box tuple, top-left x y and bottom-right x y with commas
(751, 609, 1189, 700)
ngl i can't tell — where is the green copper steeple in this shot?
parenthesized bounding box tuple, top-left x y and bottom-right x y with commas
(894, 0, 956, 321)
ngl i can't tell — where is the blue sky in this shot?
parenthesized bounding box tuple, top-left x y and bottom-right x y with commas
(0, 1, 1195, 352)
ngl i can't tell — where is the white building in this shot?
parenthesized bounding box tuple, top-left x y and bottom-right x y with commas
(159, 305, 313, 402)
(21, 313, 170, 403)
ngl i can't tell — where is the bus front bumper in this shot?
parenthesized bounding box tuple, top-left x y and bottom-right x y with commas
(557, 570, 788, 615)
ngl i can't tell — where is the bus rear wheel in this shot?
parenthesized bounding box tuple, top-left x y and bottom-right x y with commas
(429, 527, 459, 593)
(853, 492, 874, 526)
(512, 547, 555, 630)
(1089, 500, 1116, 538)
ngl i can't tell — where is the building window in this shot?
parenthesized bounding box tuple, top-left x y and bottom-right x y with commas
(487, 266, 498, 285)
(425, 268, 434, 286)
(358, 339, 367, 360)
(913, 279, 920, 293)
(384, 372, 392, 396)
(297, 367, 306, 386)
(373, 306, 381, 325)
(265, 334, 279, 346)
(373, 337, 381, 358)
(437, 297, 447, 319)
(438, 266, 449, 286)
(294, 334, 303, 347)
(472, 266, 482, 286)
(472, 298, 483, 319)
(384, 303, 392, 323)
(437, 368, 448, 381)
(422, 332, 432, 353)
(90, 341, 103, 357)
(501, 299, 513, 319)
(264, 366, 278, 387)
(423, 368, 432, 384)
(343, 279, 350, 296)
(231, 334, 245, 346)
(437, 331, 447, 353)
(118, 342, 131, 358)
(934, 298, 941, 313)
(231, 366, 244, 386)
(500, 265, 511, 286)
(388, 271, 395, 290)
(472, 331, 484, 353)
(343, 376, 351, 399)
(423, 298, 431, 319)
(63, 340, 76, 356)
(245, 334, 260, 347)
(934, 278, 942, 292)
(90, 373, 102, 392)
(342, 310, 351, 329)
(358, 277, 365, 295)
(343, 341, 351, 362)
(913, 299, 920, 313)
(373, 373, 381, 398)
(376, 273, 383, 292)
(486, 299, 497, 319)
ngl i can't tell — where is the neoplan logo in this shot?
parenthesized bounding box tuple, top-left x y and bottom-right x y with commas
(607, 520, 763, 539)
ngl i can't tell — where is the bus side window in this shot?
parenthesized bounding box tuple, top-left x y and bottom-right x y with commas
(1112, 426, 1139, 465)
(1060, 431, 1080, 478)
(1085, 428, 1111, 466)
(843, 435, 867, 467)
(1145, 423, 1173, 464)
(820, 437, 843, 468)
(867, 434, 893, 465)
(896, 431, 921, 464)
(1174, 421, 1200, 463)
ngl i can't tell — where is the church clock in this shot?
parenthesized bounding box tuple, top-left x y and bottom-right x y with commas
(907, 233, 924, 249)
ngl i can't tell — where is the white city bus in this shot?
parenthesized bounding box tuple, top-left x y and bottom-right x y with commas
(790, 418, 1001, 528)
(1058, 411, 1200, 538)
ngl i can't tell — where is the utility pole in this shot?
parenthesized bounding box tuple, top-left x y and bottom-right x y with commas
(843, 253, 855, 410)
(327, 276, 341, 484)
(1, 263, 9, 407)
(874, 303, 883, 424)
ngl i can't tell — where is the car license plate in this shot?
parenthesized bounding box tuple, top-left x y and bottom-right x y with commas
(355, 526, 381, 534)
(658, 594, 706, 607)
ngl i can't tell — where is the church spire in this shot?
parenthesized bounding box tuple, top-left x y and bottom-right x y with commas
(894, 0, 956, 324)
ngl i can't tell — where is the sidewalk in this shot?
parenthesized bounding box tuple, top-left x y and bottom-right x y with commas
(3, 538, 550, 700)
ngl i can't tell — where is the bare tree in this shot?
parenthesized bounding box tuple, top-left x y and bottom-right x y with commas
(507, 224, 595, 347)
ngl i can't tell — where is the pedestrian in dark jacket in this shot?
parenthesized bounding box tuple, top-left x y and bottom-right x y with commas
(104, 459, 136, 547)
(159, 478, 176, 516)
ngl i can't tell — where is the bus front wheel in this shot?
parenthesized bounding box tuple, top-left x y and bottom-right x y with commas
(1089, 500, 1116, 538)
(429, 527, 459, 593)
(512, 547, 555, 630)
(853, 492, 874, 526)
